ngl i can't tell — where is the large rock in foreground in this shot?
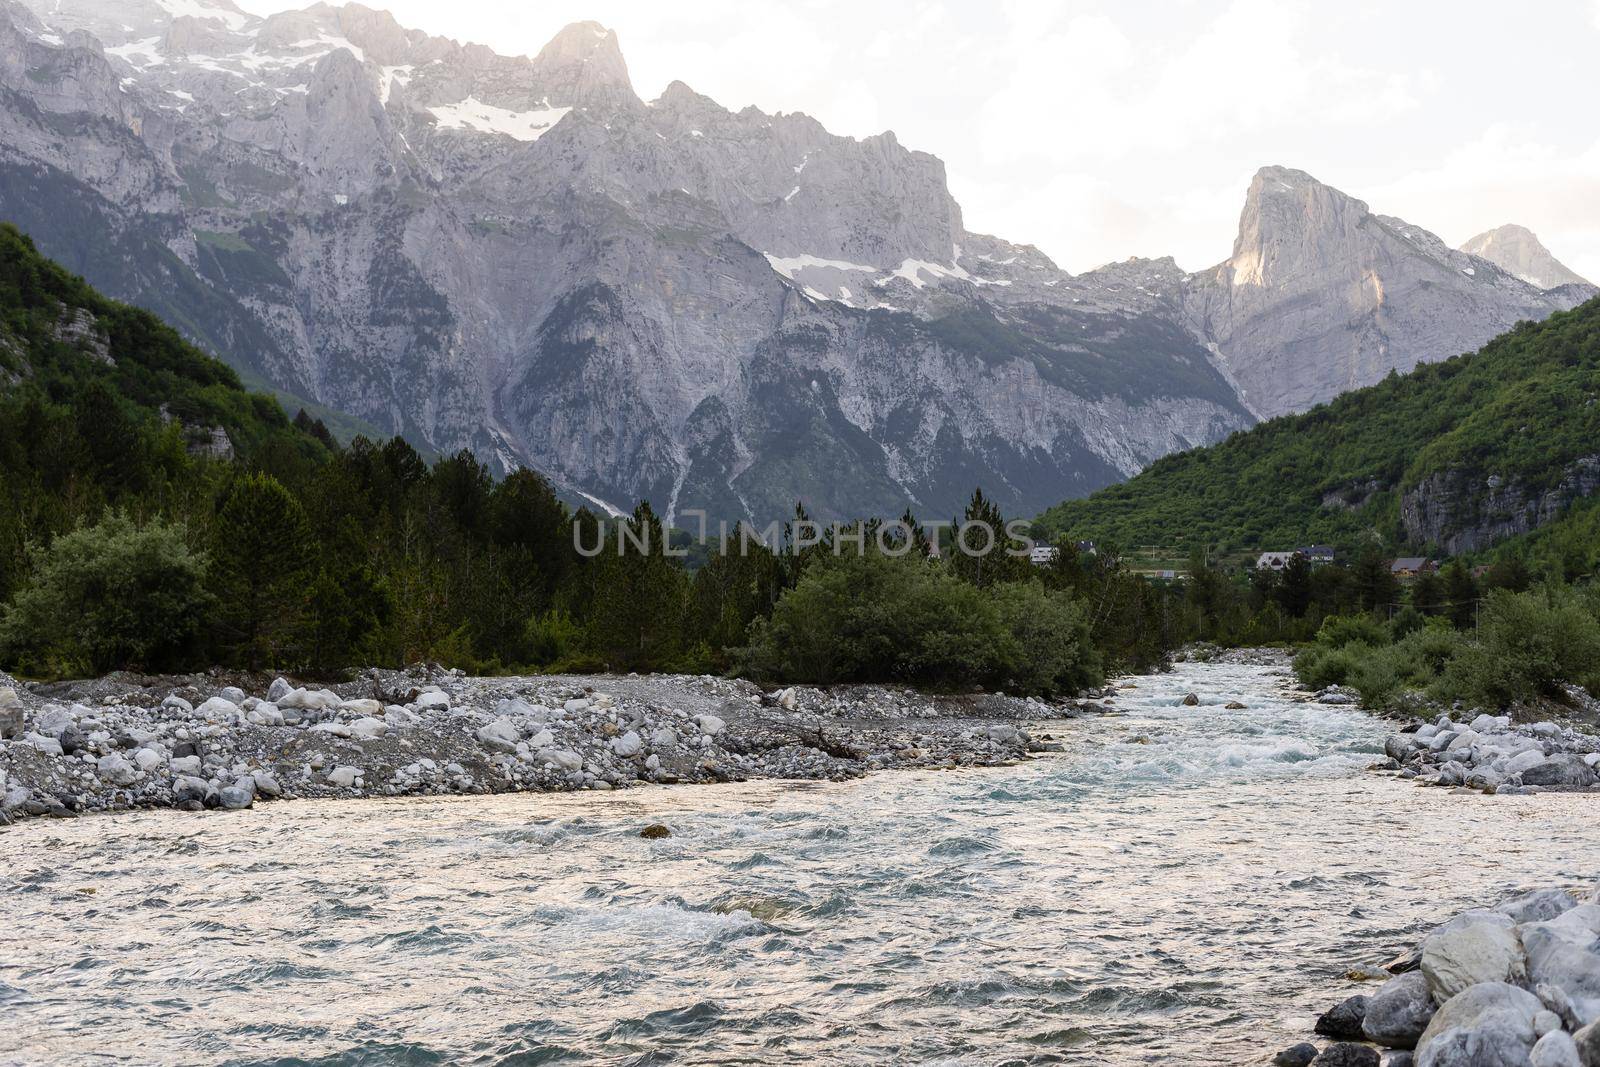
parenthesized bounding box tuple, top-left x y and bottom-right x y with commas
(1416, 982, 1543, 1067)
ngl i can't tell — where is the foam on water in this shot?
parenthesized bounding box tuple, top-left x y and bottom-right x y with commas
(0, 661, 1595, 1065)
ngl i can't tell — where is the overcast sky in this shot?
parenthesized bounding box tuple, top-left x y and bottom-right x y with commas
(239, 0, 1600, 281)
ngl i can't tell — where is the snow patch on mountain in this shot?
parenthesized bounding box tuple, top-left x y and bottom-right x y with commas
(428, 97, 571, 141)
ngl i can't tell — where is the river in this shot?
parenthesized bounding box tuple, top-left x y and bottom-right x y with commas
(1, 660, 1594, 1065)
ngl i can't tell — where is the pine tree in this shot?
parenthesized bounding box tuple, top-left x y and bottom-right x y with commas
(1411, 570, 1445, 616)
(1351, 544, 1398, 615)
(210, 473, 316, 669)
(1442, 560, 1479, 630)
(948, 487, 1030, 588)
(1275, 552, 1313, 618)
(585, 502, 688, 671)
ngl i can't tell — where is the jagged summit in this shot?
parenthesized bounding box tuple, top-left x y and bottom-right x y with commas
(1189, 167, 1578, 419)
(1460, 224, 1591, 291)
(530, 20, 634, 107)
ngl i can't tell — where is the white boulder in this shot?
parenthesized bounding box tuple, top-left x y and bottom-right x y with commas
(324, 766, 362, 788)
(348, 717, 388, 740)
(1421, 910, 1526, 1000)
(1417, 982, 1542, 1067)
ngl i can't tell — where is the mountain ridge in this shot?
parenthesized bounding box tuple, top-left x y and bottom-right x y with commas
(0, 0, 1591, 523)
(1036, 294, 1600, 557)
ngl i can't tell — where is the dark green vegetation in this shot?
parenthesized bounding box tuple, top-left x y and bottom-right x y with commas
(1037, 297, 1600, 557)
(1293, 584, 1600, 714)
(0, 229, 1175, 692)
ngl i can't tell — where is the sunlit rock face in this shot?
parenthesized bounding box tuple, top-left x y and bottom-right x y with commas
(1, 2, 1587, 520)
(1185, 166, 1592, 420)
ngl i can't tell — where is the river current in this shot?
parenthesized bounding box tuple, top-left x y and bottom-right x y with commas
(1, 661, 1594, 1065)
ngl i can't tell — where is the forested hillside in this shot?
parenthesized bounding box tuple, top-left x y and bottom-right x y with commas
(1036, 297, 1600, 556)
(0, 226, 1169, 688)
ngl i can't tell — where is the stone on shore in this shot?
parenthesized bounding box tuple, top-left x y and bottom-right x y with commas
(1312, 1044, 1379, 1067)
(218, 785, 254, 810)
(1316, 995, 1372, 1040)
(1523, 906, 1600, 1027)
(1363, 972, 1436, 1049)
(0, 687, 23, 739)
(1523, 756, 1598, 790)
(1421, 911, 1525, 1000)
(348, 717, 388, 740)
(325, 766, 362, 788)
(1533, 1031, 1583, 1067)
(1500, 890, 1580, 925)
(1571, 1020, 1600, 1066)
(95, 752, 137, 786)
(1416, 982, 1543, 1067)
(476, 718, 520, 751)
(538, 749, 582, 772)
(1274, 1043, 1320, 1067)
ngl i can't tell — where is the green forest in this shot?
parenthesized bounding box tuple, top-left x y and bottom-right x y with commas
(0, 224, 1173, 692)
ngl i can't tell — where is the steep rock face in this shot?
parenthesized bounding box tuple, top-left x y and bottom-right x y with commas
(1401, 456, 1600, 554)
(2, 2, 1585, 524)
(0, 0, 1258, 522)
(1460, 224, 1592, 291)
(1188, 167, 1587, 419)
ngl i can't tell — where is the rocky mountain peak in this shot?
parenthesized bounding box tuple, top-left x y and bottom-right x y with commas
(1227, 165, 1370, 288)
(1459, 224, 1591, 291)
(1193, 166, 1581, 420)
(530, 20, 634, 108)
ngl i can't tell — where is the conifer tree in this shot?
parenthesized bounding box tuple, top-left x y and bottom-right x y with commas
(210, 473, 316, 669)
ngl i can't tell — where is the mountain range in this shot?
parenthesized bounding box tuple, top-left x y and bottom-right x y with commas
(0, 0, 1592, 523)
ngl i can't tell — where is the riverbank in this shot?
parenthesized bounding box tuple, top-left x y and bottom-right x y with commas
(0, 665, 1110, 822)
(1376, 709, 1600, 794)
(1284, 883, 1600, 1067)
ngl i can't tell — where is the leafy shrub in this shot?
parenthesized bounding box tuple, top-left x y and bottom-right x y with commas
(1316, 614, 1391, 650)
(1294, 641, 1373, 691)
(0, 511, 210, 674)
(741, 554, 1102, 695)
(1436, 586, 1600, 707)
(989, 580, 1101, 696)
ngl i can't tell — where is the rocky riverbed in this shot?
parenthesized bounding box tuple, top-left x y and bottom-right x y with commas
(0, 666, 1101, 822)
(1361, 701, 1600, 795)
(1281, 883, 1600, 1067)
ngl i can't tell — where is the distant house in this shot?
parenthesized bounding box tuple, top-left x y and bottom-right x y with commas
(1297, 545, 1337, 565)
(1390, 557, 1438, 580)
(1027, 541, 1096, 566)
(1255, 551, 1299, 571)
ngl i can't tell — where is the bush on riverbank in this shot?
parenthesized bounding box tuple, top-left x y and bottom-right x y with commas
(0, 512, 211, 676)
(739, 553, 1101, 696)
(1293, 585, 1600, 712)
